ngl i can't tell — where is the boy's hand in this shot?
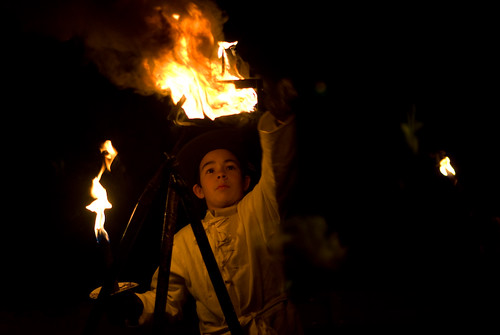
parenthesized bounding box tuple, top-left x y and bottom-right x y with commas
(106, 291, 144, 326)
(264, 78, 298, 122)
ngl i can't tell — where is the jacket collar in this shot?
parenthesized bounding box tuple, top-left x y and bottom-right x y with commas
(204, 204, 238, 221)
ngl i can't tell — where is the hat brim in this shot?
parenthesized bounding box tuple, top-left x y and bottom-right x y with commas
(175, 128, 247, 187)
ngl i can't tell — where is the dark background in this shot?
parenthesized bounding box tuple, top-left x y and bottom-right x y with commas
(2, 1, 499, 333)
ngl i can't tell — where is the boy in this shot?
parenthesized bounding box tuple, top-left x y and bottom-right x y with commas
(131, 108, 298, 334)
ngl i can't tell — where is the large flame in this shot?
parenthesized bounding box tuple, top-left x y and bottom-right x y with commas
(86, 140, 118, 242)
(143, 3, 257, 120)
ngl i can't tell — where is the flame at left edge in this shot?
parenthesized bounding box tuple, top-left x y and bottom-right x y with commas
(86, 140, 118, 243)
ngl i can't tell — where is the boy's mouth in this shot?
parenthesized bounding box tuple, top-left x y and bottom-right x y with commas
(216, 184, 229, 190)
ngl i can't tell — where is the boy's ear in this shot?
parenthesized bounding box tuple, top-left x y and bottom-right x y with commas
(192, 183, 205, 199)
(243, 175, 251, 192)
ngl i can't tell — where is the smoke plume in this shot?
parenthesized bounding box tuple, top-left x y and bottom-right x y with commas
(28, 0, 226, 95)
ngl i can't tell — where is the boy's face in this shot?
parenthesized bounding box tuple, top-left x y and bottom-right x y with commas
(192, 149, 250, 211)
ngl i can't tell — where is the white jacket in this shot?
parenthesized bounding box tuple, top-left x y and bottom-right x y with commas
(136, 112, 299, 334)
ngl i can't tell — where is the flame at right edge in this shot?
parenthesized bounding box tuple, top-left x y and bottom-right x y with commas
(439, 156, 456, 177)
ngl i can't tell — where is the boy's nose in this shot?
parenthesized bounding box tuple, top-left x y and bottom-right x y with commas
(217, 172, 226, 179)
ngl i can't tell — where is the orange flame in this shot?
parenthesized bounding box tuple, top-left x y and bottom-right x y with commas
(143, 3, 257, 120)
(86, 140, 118, 242)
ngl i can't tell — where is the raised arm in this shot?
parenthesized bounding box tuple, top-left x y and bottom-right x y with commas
(258, 111, 296, 213)
(238, 111, 296, 243)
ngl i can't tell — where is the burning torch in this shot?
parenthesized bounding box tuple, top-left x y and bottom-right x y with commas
(84, 140, 139, 334)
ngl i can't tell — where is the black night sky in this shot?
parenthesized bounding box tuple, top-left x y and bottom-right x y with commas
(2, 1, 499, 333)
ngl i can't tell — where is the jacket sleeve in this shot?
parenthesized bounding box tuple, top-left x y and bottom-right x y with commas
(239, 111, 296, 242)
(135, 237, 188, 325)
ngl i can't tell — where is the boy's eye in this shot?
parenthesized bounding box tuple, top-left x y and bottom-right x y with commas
(227, 165, 235, 170)
(206, 168, 214, 174)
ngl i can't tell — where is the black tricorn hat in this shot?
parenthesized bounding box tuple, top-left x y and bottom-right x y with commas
(175, 128, 254, 188)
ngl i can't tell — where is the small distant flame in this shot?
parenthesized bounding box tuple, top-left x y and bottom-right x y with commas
(143, 3, 257, 120)
(86, 140, 118, 242)
(439, 156, 456, 177)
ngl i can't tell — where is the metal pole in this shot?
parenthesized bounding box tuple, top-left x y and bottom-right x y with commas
(153, 173, 179, 333)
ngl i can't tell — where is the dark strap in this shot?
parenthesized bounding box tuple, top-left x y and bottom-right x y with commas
(172, 163, 243, 335)
(189, 214, 244, 335)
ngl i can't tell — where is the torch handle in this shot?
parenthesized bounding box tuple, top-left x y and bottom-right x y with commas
(82, 238, 118, 335)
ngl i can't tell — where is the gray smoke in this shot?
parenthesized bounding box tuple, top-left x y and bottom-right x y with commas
(23, 0, 226, 95)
